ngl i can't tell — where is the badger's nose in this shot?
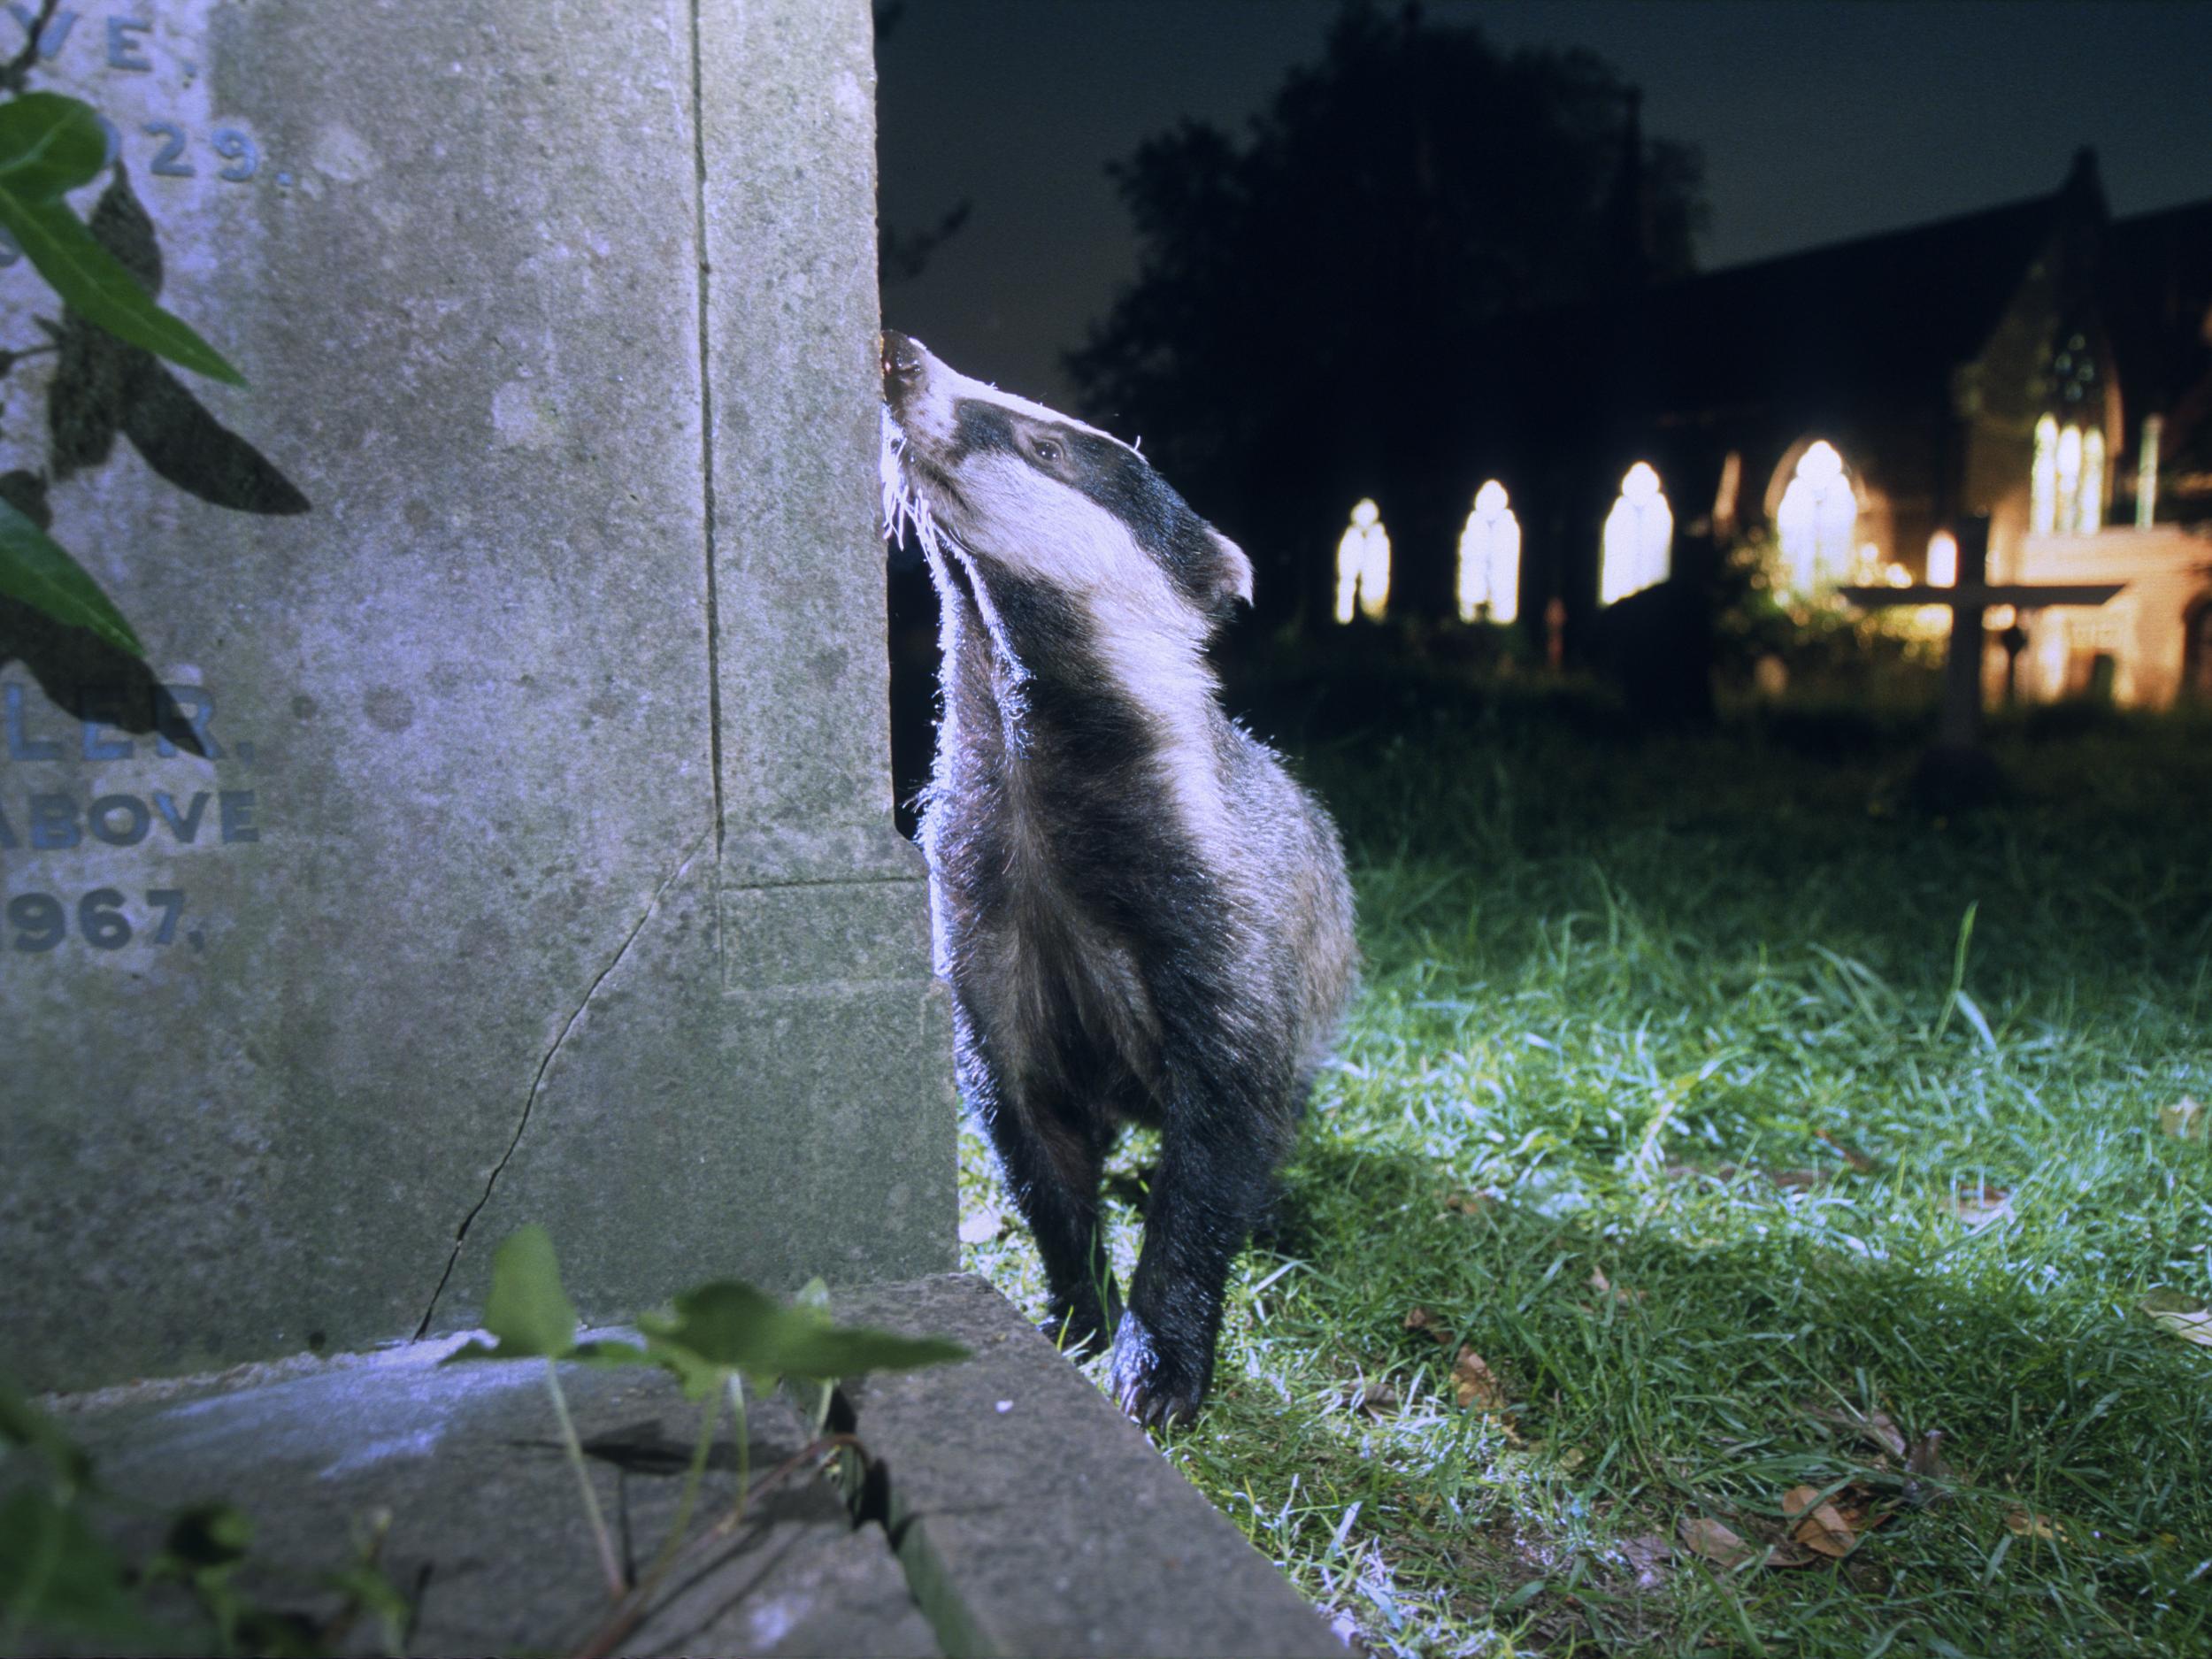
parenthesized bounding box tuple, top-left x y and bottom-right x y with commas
(881, 330, 926, 403)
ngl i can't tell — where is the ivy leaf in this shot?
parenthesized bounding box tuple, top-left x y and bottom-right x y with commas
(442, 1225, 578, 1361)
(0, 186, 242, 385)
(0, 1375, 96, 1491)
(641, 1280, 966, 1386)
(767, 1319, 970, 1381)
(0, 1488, 173, 1643)
(0, 495, 142, 656)
(0, 93, 107, 200)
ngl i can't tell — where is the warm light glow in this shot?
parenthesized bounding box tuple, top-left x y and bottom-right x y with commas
(2055, 424, 2083, 534)
(1600, 462, 1671, 605)
(2079, 429, 2104, 534)
(2138, 414, 2163, 529)
(1455, 479, 1520, 624)
(1774, 439, 1859, 595)
(1926, 530, 1958, 588)
(2032, 414, 2058, 535)
(1334, 498, 1391, 623)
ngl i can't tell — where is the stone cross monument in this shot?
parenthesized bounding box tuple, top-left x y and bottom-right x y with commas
(0, 0, 953, 1393)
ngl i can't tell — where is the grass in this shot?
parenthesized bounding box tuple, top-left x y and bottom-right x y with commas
(956, 669, 2212, 1657)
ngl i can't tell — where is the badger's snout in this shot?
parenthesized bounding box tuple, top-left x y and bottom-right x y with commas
(881, 329, 927, 408)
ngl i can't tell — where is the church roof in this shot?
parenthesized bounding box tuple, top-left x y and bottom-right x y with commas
(1486, 188, 2070, 434)
(1622, 193, 2064, 411)
(2104, 196, 2212, 417)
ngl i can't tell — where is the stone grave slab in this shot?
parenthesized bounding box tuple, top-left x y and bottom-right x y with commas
(834, 1276, 1346, 1659)
(22, 1336, 939, 1657)
(21, 1277, 1348, 1658)
(0, 0, 952, 1394)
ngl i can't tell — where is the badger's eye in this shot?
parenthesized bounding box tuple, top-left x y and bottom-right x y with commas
(1032, 436, 1062, 463)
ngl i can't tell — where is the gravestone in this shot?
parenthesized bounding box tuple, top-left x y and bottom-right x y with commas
(0, 0, 954, 1394)
(1839, 515, 2121, 805)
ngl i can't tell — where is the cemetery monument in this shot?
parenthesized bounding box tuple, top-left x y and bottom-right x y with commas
(0, 0, 956, 1395)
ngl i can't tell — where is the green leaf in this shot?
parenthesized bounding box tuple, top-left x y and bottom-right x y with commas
(568, 1338, 656, 1369)
(0, 495, 143, 657)
(0, 94, 107, 200)
(641, 1280, 967, 1386)
(0, 188, 243, 385)
(449, 1225, 579, 1360)
(639, 1281, 786, 1376)
(769, 1322, 970, 1380)
(0, 1375, 96, 1490)
(0, 1488, 171, 1643)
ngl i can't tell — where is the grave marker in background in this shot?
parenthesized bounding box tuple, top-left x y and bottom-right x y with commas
(0, 0, 953, 1393)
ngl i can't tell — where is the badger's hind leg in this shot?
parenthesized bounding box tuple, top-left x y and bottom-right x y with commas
(986, 1088, 1121, 1356)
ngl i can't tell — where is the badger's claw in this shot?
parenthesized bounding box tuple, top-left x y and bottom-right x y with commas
(1108, 1313, 1206, 1428)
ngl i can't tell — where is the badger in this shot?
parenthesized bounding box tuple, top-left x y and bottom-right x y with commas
(878, 331, 1358, 1425)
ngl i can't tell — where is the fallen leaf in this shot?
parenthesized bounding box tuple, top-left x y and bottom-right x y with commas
(1442, 1188, 1499, 1215)
(2161, 1098, 2208, 1143)
(1449, 1346, 1525, 1444)
(956, 1208, 1006, 1245)
(1677, 1516, 1752, 1568)
(1814, 1128, 1879, 1172)
(1452, 1346, 1509, 1412)
(1783, 1486, 1860, 1558)
(1403, 1307, 1451, 1345)
(2140, 1291, 2212, 1348)
(1805, 1402, 1908, 1459)
(1763, 1537, 1818, 1569)
(1340, 1375, 1402, 1417)
(1584, 1267, 1643, 1307)
(1948, 1183, 2012, 1227)
(1619, 1532, 1670, 1588)
(2003, 1505, 2062, 1541)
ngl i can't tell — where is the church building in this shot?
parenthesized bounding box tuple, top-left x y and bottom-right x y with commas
(1409, 148, 2212, 706)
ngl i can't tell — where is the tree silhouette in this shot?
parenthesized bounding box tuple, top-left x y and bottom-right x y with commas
(1068, 3, 1705, 626)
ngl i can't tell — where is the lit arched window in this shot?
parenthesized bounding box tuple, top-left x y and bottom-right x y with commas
(2078, 430, 2105, 534)
(1600, 462, 1671, 606)
(1926, 529, 1958, 587)
(2033, 413, 2105, 536)
(1334, 498, 1391, 623)
(1774, 440, 1859, 596)
(1455, 480, 1520, 624)
(2032, 415, 2059, 535)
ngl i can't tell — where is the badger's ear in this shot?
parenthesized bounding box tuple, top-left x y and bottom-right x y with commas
(1208, 527, 1254, 611)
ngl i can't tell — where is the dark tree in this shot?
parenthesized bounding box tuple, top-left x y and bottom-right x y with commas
(1068, 3, 1706, 626)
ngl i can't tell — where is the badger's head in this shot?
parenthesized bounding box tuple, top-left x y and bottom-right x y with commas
(879, 331, 1253, 641)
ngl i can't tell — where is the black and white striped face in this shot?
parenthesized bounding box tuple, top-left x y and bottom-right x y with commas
(879, 331, 1251, 632)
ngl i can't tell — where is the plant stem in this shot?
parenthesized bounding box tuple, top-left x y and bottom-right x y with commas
(542, 1356, 624, 1597)
(626, 1389, 719, 1618)
(725, 1373, 750, 1527)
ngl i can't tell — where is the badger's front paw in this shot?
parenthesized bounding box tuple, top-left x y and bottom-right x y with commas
(1108, 1312, 1207, 1427)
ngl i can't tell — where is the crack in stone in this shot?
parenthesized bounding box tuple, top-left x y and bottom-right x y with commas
(828, 1384, 996, 1659)
(414, 826, 717, 1338)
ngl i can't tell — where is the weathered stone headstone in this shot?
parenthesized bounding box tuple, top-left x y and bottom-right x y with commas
(1, 0, 953, 1394)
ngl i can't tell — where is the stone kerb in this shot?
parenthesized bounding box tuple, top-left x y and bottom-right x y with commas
(0, 0, 952, 1394)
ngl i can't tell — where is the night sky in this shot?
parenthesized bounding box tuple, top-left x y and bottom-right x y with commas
(877, 0, 2212, 410)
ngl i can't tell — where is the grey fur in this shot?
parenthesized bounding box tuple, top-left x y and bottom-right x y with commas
(879, 332, 1357, 1424)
